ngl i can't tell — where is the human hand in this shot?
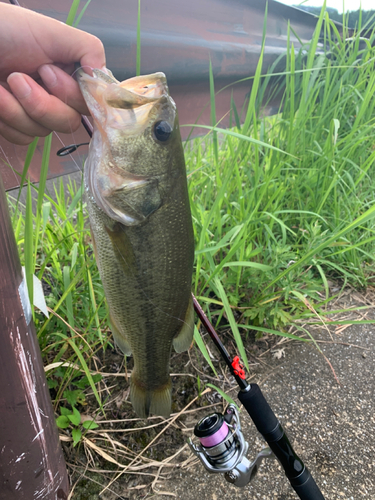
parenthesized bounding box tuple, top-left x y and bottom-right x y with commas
(0, 3, 105, 145)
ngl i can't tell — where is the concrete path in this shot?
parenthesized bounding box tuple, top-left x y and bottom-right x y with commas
(157, 321, 374, 499)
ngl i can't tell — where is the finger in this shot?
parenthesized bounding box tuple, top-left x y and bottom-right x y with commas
(38, 64, 90, 116)
(0, 120, 35, 146)
(0, 81, 11, 92)
(0, 84, 51, 137)
(47, 29, 106, 75)
(0, 5, 106, 78)
(7, 73, 82, 134)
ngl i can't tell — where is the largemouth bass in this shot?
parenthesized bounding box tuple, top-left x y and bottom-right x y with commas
(77, 68, 194, 418)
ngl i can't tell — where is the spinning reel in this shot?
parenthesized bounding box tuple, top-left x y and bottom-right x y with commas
(189, 404, 273, 487)
(189, 298, 325, 500)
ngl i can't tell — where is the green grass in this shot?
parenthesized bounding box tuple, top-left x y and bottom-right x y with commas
(9, 177, 108, 413)
(183, 10, 375, 366)
(6, 4, 375, 433)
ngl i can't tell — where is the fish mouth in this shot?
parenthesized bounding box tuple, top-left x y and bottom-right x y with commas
(76, 68, 172, 132)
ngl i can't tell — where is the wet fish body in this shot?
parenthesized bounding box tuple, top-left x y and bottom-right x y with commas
(78, 68, 194, 418)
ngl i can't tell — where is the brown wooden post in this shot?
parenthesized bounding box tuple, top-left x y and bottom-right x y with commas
(0, 173, 70, 500)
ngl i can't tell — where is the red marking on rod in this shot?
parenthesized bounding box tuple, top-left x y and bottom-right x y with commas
(231, 356, 245, 379)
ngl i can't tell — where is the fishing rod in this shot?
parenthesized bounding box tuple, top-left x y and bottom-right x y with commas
(191, 296, 325, 499)
(58, 117, 325, 498)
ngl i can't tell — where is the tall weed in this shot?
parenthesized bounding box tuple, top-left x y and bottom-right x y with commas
(185, 9, 375, 352)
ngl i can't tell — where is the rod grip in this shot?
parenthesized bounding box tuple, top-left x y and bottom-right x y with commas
(292, 470, 325, 500)
(237, 383, 279, 436)
(238, 385, 325, 500)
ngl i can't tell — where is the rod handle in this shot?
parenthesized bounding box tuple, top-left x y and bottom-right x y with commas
(238, 383, 278, 435)
(292, 469, 325, 500)
(238, 385, 325, 500)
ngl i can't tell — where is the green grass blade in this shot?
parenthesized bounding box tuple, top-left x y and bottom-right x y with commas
(24, 180, 34, 308)
(265, 204, 375, 290)
(66, 183, 84, 218)
(54, 333, 104, 412)
(223, 261, 272, 271)
(194, 326, 217, 376)
(136, 0, 141, 76)
(13, 138, 38, 221)
(73, 0, 92, 27)
(183, 124, 297, 158)
(209, 59, 219, 169)
(63, 266, 75, 330)
(230, 92, 241, 130)
(37, 267, 86, 338)
(36, 134, 52, 219)
(66, 0, 81, 26)
(32, 134, 52, 270)
(86, 265, 104, 346)
(213, 278, 249, 371)
(206, 383, 238, 408)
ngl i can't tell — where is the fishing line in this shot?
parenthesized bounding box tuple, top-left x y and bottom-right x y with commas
(60, 66, 93, 170)
(70, 64, 94, 82)
(0, 136, 22, 189)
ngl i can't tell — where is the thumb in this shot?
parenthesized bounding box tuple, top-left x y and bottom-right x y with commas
(25, 7, 106, 72)
(62, 29, 106, 73)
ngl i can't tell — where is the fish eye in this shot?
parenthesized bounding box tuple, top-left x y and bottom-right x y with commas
(153, 121, 172, 142)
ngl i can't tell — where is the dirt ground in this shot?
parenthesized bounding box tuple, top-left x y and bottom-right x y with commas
(63, 290, 375, 500)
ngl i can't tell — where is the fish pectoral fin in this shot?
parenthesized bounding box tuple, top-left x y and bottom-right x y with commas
(98, 170, 162, 226)
(173, 297, 194, 353)
(105, 223, 136, 273)
(130, 377, 172, 418)
(110, 314, 132, 356)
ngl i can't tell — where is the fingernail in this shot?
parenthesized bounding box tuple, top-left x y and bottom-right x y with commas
(38, 64, 58, 88)
(7, 73, 32, 98)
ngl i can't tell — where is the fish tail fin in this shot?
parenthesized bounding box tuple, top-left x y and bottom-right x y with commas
(130, 377, 172, 418)
(173, 296, 194, 353)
